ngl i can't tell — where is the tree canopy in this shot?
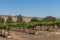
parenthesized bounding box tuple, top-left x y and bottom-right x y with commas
(30, 17, 40, 22)
(0, 16, 4, 23)
(16, 14, 23, 22)
(6, 16, 13, 23)
(42, 16, 56, 22)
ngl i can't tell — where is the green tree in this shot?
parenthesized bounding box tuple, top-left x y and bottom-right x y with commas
(6, 16, 13, 36)
(30, 18, 40, 22)
(43, 16, 56, 22)
(16, 14, 23, 22)
(0, 17, 4, 37)
(0, 17, 4, 23)
(3, 24, 9, 36)
(55, 20, 60, 28)
(6, 16, 13, 23)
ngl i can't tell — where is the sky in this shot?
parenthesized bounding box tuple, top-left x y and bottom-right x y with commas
(0, 0, 60, 18)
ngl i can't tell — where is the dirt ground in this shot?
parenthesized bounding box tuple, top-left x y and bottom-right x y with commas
(1, 29, 60, 40)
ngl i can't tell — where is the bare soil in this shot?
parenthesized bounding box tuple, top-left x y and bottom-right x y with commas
(1, 29, 60, 40)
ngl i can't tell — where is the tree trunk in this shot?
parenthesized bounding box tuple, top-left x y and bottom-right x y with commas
(3, 29, 6, 37)
(19, 27, 21, 32)
(52, 25, 56, 31)
(8, 28, 10, 36)
(0, 29, 2, 34)
(22, 27, 25, 32)
(46, 26, 50, 31)
(40, 26, 42, 31)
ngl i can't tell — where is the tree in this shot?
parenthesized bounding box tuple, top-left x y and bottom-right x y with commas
(55, 20, 60, 28)
(3, 24, 9, 36)
(43, 16, 56, 22)
(30, 17, 40, 22)
(16, 14, 25, 32)
(6, 16, 13, 36)
(16, 14, 23, 22)
(0, 17, 4, 37)
(6, 16, 13, 23)
(0, 16, 4, 23)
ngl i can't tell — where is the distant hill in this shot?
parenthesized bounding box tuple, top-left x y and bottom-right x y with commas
(1, 15, 42, 23)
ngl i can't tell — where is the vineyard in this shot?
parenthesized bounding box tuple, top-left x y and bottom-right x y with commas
(0, 21, 60, 37)
(0, 15, 60, 40)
